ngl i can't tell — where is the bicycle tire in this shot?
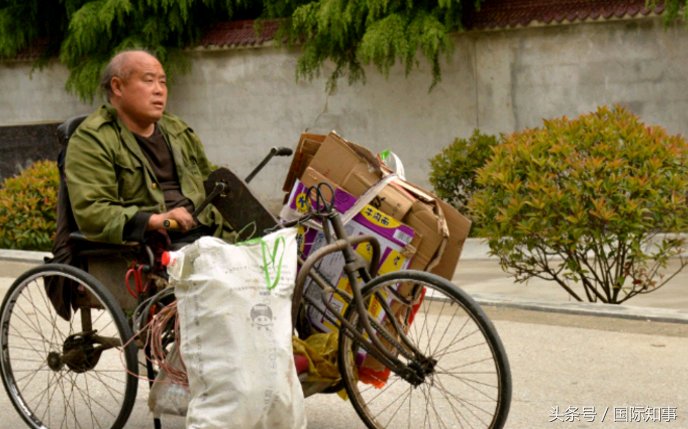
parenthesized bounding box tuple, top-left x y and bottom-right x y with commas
(0, 263, 139, 429)
(338, 270, 511, 429)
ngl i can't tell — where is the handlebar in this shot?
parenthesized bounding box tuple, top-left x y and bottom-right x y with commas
(162, 146, 293, 232)
(162, 219, 179, 230)
(273, 147, 293, 156)
(245, 146, 293, 184)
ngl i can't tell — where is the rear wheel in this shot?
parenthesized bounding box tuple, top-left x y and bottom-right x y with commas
(338, 270, 511, 429)
(0, 264, 139, 429)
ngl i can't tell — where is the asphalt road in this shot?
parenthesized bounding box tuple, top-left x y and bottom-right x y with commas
(1, 304, 685, 429)
(1, 255, 686, 428)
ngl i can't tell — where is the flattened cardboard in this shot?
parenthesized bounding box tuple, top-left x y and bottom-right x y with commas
(284, 130, 470, 279)
(282, 133, 326, 193)
(432, 199, 472, 279)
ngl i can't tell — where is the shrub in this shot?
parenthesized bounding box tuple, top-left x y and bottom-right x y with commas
(429, 129, 500, 235)
(469, 105, 688, 304)
(0, 160, 59, 251)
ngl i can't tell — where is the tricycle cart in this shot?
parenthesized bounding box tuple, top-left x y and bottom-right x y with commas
(0, 116, 511, 428)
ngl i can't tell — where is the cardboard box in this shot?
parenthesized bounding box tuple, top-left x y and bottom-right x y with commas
(433, 198, 472, 279)
(285, 130, 471, 279)
(282, 133, 326, 193)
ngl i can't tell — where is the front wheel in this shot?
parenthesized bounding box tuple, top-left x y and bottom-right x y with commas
(338, 270, 511, 429)
(0, 264, 139, 429)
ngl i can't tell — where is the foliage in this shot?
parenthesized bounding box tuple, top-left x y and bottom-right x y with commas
(0, 0, 261, 101)
(469, 105, 688, 304)
(429, 129, 500, 223)
(651, 0, 688, 23)
(1, 0, 479, 100)
(0, 160, 59, 251)
(0, 0, 65, 59)
(266, 0, 480, 92)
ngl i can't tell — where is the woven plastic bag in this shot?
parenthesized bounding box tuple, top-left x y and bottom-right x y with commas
(168, 228, 306, 429)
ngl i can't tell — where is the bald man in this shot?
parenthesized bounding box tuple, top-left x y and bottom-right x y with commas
(65, 50, 232, 244)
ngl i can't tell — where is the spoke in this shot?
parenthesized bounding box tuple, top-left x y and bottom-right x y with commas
(431, 377, 472, 429)
(80, 370, 100, 429)
(7, 339, 52, 350)
(438, 367, 499, 395)
(11, 368, 56, 373)
(34, 280, 69, 349)
(377, 383, 412, 428)
(416, 288, 438, 357)
(86, 369, 127, 407)
(10, 356, 48, 365)
(420, 384, 433, 429)
(342, 276, 505, 429)
(366, 380, 409, 420)
(422, 293, 451, 357)
(420, 292, 468, 357)
(78, 377, 120, 419)
(41, 369, 69, 425)
(16, 361, 50, 389)
(22, 365, 52, 408)
(67, 373, 82, 429)
(426, 382, 452, 429)
(26, 284, 66, 351)
(437, 341, 489, 360)
(435, 374, 495, 426)
(433, 326, 483, 359)
(89, 368, 128, 382)
(91, 308, 116, 332)
(440, 355, 498, 372)
(8, 308, 54, 350)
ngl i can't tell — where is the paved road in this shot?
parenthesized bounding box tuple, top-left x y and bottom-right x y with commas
(0, 299, 685, 428)
(0, 256, 686, 428)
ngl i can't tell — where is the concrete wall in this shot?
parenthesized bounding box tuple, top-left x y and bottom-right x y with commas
(1, 17, 687, 209)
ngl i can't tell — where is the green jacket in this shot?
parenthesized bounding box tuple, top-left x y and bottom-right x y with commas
(65, 105, 230, 244)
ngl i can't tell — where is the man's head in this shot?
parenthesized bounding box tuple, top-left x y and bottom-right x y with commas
(101, 50, 167, 135)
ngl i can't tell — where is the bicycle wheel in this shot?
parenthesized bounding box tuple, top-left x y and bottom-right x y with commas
(0, 264, 139, 429)
(338, 270, 511, 429)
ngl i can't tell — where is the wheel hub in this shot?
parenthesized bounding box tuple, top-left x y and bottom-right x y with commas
(406, 357, 438, 386)
(61, 332, 102, 373)
(46, 351, 64, 372)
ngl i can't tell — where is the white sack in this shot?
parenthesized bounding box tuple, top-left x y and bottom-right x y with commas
(169, 229, 306, 429)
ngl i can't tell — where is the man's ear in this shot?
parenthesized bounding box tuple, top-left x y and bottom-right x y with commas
(111, 77, 124, 97)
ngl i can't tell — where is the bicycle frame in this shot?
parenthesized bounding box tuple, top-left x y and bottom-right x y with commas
(291, 207, 437, 386)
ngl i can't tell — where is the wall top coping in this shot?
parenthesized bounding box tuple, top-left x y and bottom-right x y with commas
(10, 1, 666, 61)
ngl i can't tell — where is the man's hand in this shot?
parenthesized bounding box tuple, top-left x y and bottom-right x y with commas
(148, 207, 196, 232)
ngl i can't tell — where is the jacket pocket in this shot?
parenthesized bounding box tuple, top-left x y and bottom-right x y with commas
(114, 160, 148, 203)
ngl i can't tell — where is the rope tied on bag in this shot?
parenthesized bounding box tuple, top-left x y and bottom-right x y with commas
(260, 235, 286, 290)
(239, 234, 288, 291)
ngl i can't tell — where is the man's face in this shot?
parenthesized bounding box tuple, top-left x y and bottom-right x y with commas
(112, 53, 167, 126)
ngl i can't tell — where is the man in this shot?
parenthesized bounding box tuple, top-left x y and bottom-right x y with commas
(65, 49, 232, 244)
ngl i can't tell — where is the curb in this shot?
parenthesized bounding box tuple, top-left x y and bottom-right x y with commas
(471, 293, 688, 325)
(1, 248, 686, 325)
(0, 249, 49, 264)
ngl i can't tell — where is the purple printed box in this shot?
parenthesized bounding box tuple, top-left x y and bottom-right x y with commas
(284, 179, 417, 333)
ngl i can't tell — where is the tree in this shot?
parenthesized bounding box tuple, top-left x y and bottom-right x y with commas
(655, 0, 688, 23)
(266, 0, 480, 92)
(0, 0, 479, 100)
(469, 105, 688, 304)
(429, 129, 500, 236)
(1, 0, 261, 101)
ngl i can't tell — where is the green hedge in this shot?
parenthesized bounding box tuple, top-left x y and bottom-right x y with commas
(429, 129, 500, 236)
(0, 160, 59, 251)
(469, 105, 688, 304)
